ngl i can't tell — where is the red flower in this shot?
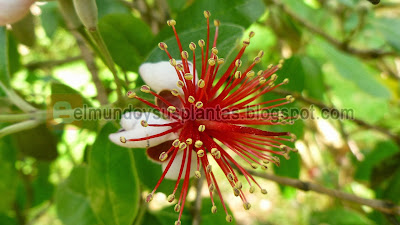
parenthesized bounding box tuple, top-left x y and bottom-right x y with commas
(109, 11, 297, 224)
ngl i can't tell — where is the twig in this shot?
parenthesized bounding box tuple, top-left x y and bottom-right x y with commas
(24, 56, 82, 70)
(269, 0, 396, 59)
(0, 120, 41, 138)
(192, 172, 204, 225)
(72, 30, 109, 105)
(248, 170, 400, 215)
(272, 89, 400, 145)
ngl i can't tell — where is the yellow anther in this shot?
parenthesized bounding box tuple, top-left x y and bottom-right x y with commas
(198, 125, 206, 132)
(188, 96, 195, 103)
(158, 42, 168, 50)
(261, 188, 268, 194)
(280, 145, 288, 151)
(283, 78, 289, 84)
(246, 70, 255, 78)
(234, 71, 242, 79)
(167, 106, 176, 113)
(214, 151, 221, 159)
(258, 50, 264, 58)
(212, 47, 218, 55)
(189, 42, 196, 51)
(209, 183, 215, 192)
(233, 188, 240, 197)
(235, 59, 242, 67)
(194, 171, 201, 179)
(195, 140, 203, 148)
(251, 163, 258, 169)
(227, 173, 234, 181)
(169, 58, 176, 66)
(159, 152, 168, 161)
(262, 159, 270, 164)
(235, 181, 243, 190)
(181, 51, 189, 59)
(203, 10, 211, 18)
(291, 148, 299, 153)
(197, 79, 205, 88)
(127, 91, 136, 98)
(140, 85, 151, 93)
(286, 95, 295, 102)
(226, 215, 233, 223)
(175, 221, 181, 225)
(171, 89, 179, 96)
(249, 186, 255, 193)
(184, 73, 193, 80)
(242, 38, 250, 46)
(174, 204, 180, 212)
(186, 138, 193, 145)
(176, 63, 183, 71)
(197, 149, 205, 157)
(198, 39, 205, 47)
(177, 80, 184, 88)
(146, 193, 153, 202)
(290, 133, 297, 141)
(267, 64, 273, 69)
(211, 148, 218, 155)
(172, 139, 180, 147)
(259, 77, 266, 84)
(217, 58, 225, 65)
(120, 136, 126, 143)
(279, 58, 285, 64)
(243, 202, 251, 210)
(167, 194, 175, 202)
(206, 164, 212, 173)
(270, 73, 278, 81)
(278, 63, 283, 69)
(167, 19, 176, 26)
(179, 142, 187, 150)
(214, 19, 220, 27)
(249, 31, 255, 38)
(195, 101, 204, 108)
(211, 205, 217, 214)
(208, 58, 216, 66)
(253, 56, 261, 63)
(140, 120, 148, 127)
(257, 70, 263, 76)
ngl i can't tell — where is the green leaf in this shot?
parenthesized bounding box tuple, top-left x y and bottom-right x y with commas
(96, 0, 130, 19)
(12, 124, 58, 161)
(99, 14, 154, 72)
(31, 162, 55, 207)
(131, 148, 184, 197)
(0, 136, 18, 212)
(7, 32, 20, 76)
(0, 27, 10, 87)
(382, 168, 400, 203)
(374, 17, 400, 53)
(176, 0, 265, 30)
(301, 56, 325, 101)
(277, 56, 305, 92)
(319, 40, 391, 99)
(40, 2, 61, 38)
(273, 152, 301, 198)
(87, 122, 140, 225)
(355, 141, 399, 181)
(167, 0, 189, 14)
(147, 24, 244, 71)
(310, 208, 376, 225)
(56, 166, 101, 225)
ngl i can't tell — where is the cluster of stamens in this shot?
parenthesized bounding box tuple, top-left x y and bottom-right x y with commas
(122, 11, 297, 225)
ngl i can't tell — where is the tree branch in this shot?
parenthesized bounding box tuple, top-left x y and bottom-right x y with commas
(248, 170, 400, 215)
(269, 0, 396, 59)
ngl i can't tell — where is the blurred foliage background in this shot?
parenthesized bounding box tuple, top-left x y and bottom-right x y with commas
(1, 0, 400, 224)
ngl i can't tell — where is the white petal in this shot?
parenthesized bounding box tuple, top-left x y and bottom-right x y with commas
(139, 61, 197, 93)
(0, 0, 33, 26)
(109, 112, 178, 148)
(162, 151, 197, 180)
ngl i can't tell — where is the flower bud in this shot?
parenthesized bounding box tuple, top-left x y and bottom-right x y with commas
(58, 0, 82, 30)
(73, 0, 98, 31)
(0, 0, 34, 26)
